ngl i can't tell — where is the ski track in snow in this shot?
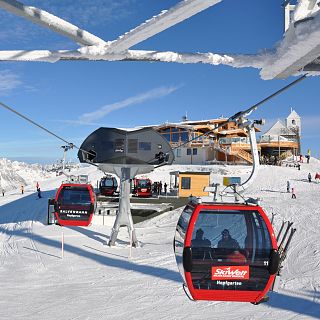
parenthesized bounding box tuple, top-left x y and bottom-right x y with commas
(0, 162, 319, 319)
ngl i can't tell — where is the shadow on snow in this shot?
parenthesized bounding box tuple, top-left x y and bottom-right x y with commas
(269, 291, 320, 319)
(0, 189, 182, 284)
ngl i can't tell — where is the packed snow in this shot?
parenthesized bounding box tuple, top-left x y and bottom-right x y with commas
(0, 158, 319, 319)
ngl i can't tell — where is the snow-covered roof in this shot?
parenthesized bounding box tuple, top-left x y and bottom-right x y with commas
(263, 120, 296, 136)
(287, 109, 301, 119)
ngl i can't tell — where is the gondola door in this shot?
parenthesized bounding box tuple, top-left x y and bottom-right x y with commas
(175, 203, 279, 303)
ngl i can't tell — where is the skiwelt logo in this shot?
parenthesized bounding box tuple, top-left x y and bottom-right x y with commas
(212, 266, 249, 280)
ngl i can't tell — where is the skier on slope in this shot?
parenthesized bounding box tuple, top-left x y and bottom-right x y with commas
(287, 180, 291, 193)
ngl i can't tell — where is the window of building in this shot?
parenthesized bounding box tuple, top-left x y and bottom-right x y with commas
(181, 177, 191, 189)
(193, 148, 198, 155)
(176, 149, 181, 157)
(187, 148, 191, 155)
(171, 133, 179, 142)
(115, 139, 125, 153)
(162, 133, 170, 142)
(180, 131, 188, 142)
(292, 119, 296, 125)
(128, 139, 138, 153)
(139, 142, 151, 150)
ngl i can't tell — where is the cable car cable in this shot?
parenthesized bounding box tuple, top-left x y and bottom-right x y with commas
(0, 100, 96, 160)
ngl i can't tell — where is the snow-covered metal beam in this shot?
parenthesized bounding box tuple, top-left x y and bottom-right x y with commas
(293, 0, 319, 21)
(260, 9, 320, 79)
(0, 0, 106, 46)
(87, 0, 222, 54)
(0, 48, 268, 70)
(0, 0, 222, 52)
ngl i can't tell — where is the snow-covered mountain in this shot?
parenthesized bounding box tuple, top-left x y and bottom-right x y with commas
(0, 158, 52, 192)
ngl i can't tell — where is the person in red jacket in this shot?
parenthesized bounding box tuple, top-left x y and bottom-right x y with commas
(228, 250, 247, 264)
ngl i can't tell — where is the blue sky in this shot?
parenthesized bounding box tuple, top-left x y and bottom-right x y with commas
(0, 0, 319, 164)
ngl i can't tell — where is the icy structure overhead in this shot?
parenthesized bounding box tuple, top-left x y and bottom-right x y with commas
(1, 0, 320, 79)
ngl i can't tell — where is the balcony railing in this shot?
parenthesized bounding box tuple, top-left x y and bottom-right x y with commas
(260, 135, 297, 143)
(219, 137, 250, 145)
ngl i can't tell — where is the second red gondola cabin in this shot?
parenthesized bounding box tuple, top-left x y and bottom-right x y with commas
(132, 178, 152, 197)
(174, 199, 280, 304)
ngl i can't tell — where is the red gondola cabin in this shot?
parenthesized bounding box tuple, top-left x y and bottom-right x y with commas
(174, 199, 280, 304)
(99, 175, 118, 196)
(54, 183, 96, 227)
(132, 178, 152, 197)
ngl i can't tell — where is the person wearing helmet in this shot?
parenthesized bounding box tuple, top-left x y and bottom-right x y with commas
(218, 229, 240, 250)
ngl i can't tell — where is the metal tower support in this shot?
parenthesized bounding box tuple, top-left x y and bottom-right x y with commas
(108, 166, 140, 247)
(240, 123, 260, 190)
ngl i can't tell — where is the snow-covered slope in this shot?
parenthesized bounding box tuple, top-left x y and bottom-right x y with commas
(0, 160, 319, 319)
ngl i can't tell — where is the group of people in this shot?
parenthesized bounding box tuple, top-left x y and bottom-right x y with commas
(260, 154, 281, 166)
(287, 180, 296, 199)
(309, 172, 320, 183)
(1, 182, 41, 198)
(287, 171, 320, 199)
(299, 149, 312, 164)
(20, 182, 41, 198)
(152, 181, 168, 195)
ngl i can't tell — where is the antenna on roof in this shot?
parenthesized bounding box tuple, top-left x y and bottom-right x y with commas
(182, 111, 188, 122)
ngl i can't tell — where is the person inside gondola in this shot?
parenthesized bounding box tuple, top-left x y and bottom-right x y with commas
(192, 228, 211, 260)
(191, 228, 211, 247)
(217, 229, 240, 250)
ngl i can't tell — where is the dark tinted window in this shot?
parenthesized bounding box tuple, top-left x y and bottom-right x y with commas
(172, 133, 179, 142)
(101, 178, 116, 188)
(115, 139, 125, 153)
(180, 131, 188, 142)
(139, 142, 151, 150)
(128, 139, 138, 153)
(189, 209, 273, 292)
(162, 133, 170, 141)
(138, 179, 150, 188)
(177, 205, 193, 236)
(181, 177, 191, 189)
(58, 187, 91, 205)
(175, 205, 194, 283)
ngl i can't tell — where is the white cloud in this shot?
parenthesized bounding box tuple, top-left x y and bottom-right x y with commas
(78, 85, 181, 123)
(0, 70, 22, 95)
